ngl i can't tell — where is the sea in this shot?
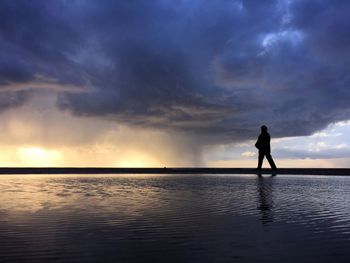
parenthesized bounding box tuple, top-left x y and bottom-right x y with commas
(0, 174, 349, 262)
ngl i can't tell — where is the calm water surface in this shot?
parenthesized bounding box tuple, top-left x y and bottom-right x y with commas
(0, 174, 349, 262)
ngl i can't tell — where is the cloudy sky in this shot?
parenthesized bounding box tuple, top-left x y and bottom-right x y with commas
(0, 0, 349, 167)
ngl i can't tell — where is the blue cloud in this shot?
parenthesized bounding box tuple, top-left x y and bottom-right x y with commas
(0, 0, 349, 142)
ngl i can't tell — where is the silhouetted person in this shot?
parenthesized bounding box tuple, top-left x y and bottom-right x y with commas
(255, 125, 277, 170)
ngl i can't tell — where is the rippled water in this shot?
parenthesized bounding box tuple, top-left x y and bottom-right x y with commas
(0, 174, 350, 262)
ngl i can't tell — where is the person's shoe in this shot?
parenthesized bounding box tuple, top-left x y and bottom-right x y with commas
(256, 167, 262, 170)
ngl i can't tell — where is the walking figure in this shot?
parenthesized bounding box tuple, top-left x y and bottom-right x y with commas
(255, 125, 277, 170)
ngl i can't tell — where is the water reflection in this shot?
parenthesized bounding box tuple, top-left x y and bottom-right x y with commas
(256, 174, 276, 224)
(0, 174, 350, 262)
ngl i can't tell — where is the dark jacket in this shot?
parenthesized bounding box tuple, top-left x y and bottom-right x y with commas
(255, 132, 271, 154)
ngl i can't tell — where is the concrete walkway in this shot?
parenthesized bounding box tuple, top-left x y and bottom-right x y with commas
(0, 167, 349, 175)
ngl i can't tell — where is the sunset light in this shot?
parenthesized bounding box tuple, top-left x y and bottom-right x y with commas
(17, 147, 62, 167)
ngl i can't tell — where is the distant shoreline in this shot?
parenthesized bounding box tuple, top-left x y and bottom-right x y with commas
(0, 167, 349, 175)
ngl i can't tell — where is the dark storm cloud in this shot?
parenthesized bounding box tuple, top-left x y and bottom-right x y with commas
(0, 0, 349, 143)
(0, 0, 86, 89)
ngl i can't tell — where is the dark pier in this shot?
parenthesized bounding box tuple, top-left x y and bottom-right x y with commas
(0, 167, 349, 175)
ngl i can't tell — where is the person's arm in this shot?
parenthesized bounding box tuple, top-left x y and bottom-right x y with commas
(255, 135, 261, 149)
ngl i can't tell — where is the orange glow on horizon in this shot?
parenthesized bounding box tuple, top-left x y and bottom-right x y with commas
(0, 144, 345, 168)
(0, 145, 164, 167)
(113, 152, 163, 167)
(17, 147, 63, 166)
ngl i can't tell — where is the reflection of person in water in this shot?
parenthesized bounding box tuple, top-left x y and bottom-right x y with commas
(257, 175, 275, 224)
(255, 125, 277, 170)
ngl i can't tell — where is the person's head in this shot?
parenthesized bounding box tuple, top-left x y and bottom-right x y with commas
(261, 125, 268, 133)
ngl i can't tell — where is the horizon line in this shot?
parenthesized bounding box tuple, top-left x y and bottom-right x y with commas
(0, 167, 349, 175)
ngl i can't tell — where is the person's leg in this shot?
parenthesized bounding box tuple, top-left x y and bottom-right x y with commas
(266, 154, 277, 169)
(257, 153, 264, 169)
